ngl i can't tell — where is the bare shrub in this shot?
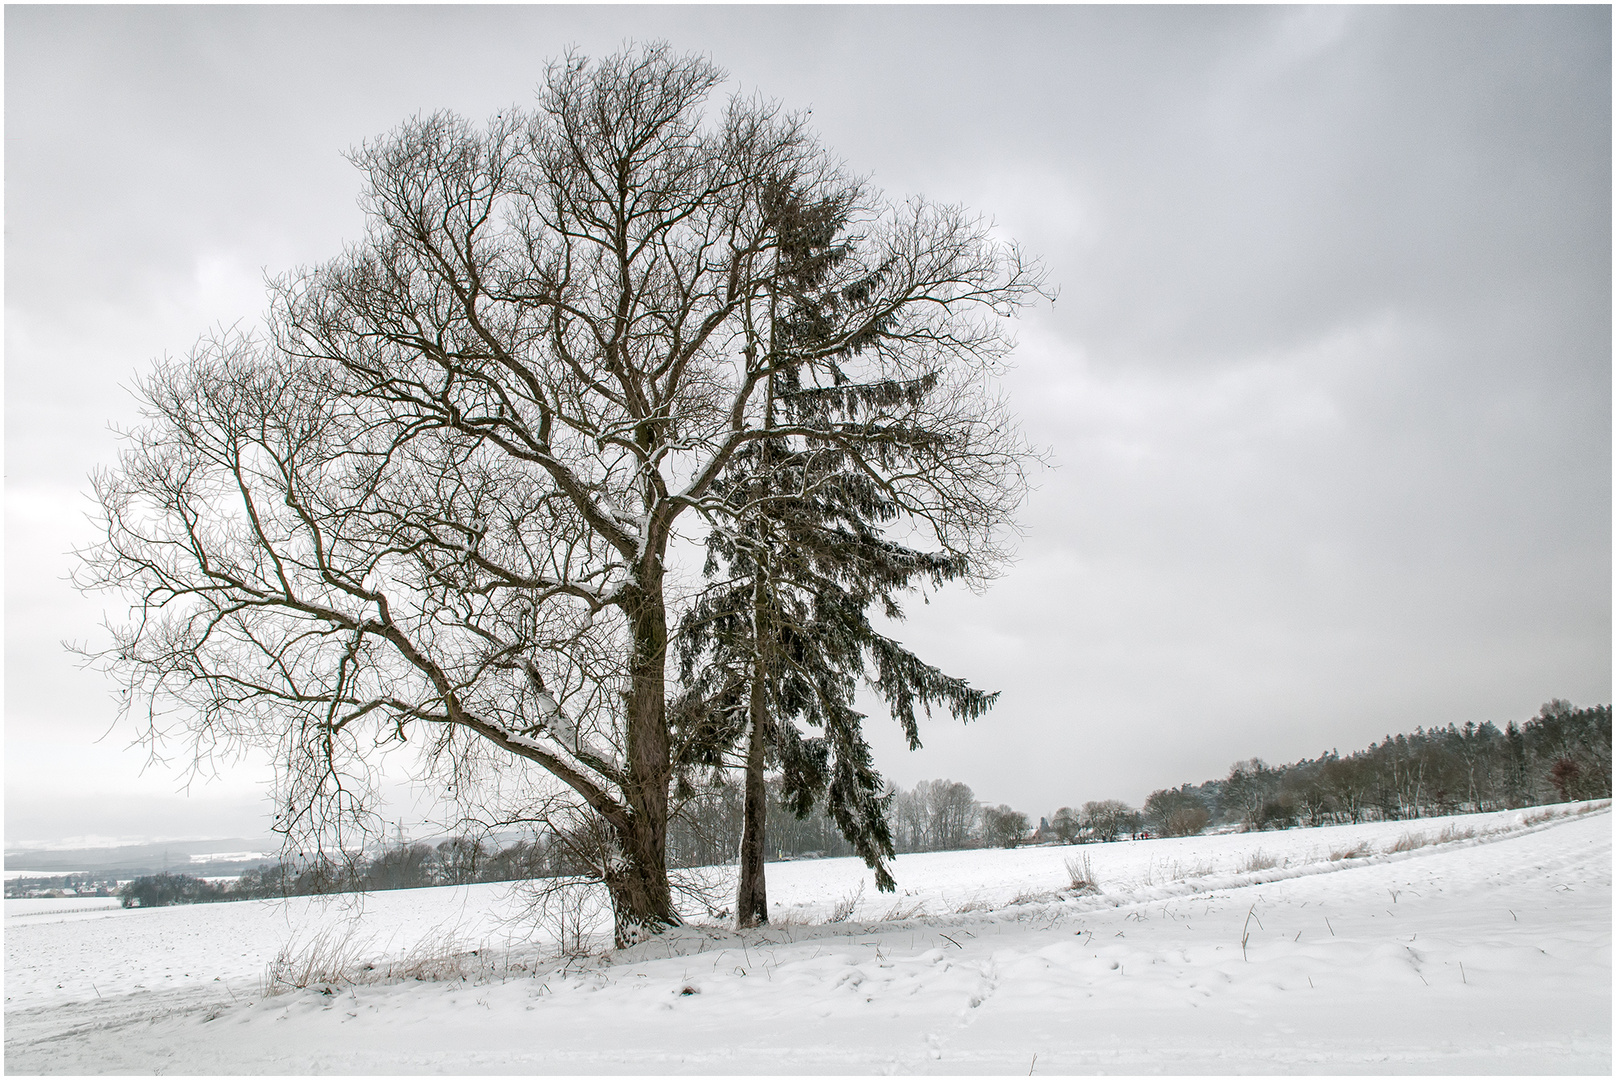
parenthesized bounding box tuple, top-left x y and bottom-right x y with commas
(516, 876, 610, 957)
(552, 883, 609, 956)
(1165, 806, 1211, 837)
(670, 865, 733, 924)
(826, 881, 864, 923)
(1064, 852, 1099, 894)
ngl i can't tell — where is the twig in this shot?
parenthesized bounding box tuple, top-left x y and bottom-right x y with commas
(1459, 962, 1466, 985)
(939, 933, 962, 949)
(1325, 917, 1334, 936)
(1029, 1053, 1037, 1075)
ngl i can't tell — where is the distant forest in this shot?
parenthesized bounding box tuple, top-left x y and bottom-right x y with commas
(1133, 698, 1610, 837)
(115, 699, 1608, 906)
(674, 697, 1612, 857)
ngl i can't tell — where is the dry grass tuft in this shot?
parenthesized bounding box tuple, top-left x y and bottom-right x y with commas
(1241, 849, 1282, 873)
(766, 906, 809, 927)
(1329, 840, 1372, 861)
(881, 897, 928, 921)
(1436, 824, 1476, 844)
(1064, 852, 1100, 894)
(264, 925, 511, 997)
(1388, 831, 1430, 853)
(826, 881, 864, 924)
(384, 929, 478, 982)
(1168, 858, 1217, 880)
(262, 925, 369, 995)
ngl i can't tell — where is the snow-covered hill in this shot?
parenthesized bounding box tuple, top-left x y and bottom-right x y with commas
(6, 802, 1609, 1073)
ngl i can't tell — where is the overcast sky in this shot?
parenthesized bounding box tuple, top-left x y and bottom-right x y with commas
(6, 6, 1610, 848)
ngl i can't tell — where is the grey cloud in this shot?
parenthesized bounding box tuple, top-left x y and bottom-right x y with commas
(5, 6, 1606, 836)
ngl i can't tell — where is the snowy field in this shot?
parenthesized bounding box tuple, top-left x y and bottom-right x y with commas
(5, 802, 1609, 1073)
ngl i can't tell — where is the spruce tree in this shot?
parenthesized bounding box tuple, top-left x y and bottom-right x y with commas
(675, 179, 999, 927)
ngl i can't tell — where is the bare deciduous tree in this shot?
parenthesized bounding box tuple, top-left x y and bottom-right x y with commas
(980, 804, 1029, 848)
(1080, 799, 1136, 843)
(1142, 786, 1210, 836)
(73, 44, 1044, 946)
(918, 779, 982, 851)
(1048, 806, 1082, 843)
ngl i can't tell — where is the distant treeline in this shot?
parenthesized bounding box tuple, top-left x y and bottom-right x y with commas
(667, 777, 1031, 862)
(1122, 698, 1612, 838)
(676, 701, 1612, 858)
(119, 872, 232, 907)
(236, 834, 591, 899)
(116, 700, 1610, 906)
(120, 780, 1036, 907)
(118, 835, 598, 906)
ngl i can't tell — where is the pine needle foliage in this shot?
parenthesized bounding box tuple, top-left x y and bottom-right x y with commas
(675, 181, 1001, 897)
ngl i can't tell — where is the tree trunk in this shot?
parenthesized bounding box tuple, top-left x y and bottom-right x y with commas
(611, 569, 679, 947)
(736, 668, 770, 928)
(605, 813, 676, 947)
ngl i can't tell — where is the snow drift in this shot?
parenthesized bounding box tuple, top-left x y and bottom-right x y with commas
(5, 803, 1609, 1073)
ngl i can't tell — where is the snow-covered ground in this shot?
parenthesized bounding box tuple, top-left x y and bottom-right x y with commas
(5, 896, 123, 920)
(5, 803, 1609, 1073)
